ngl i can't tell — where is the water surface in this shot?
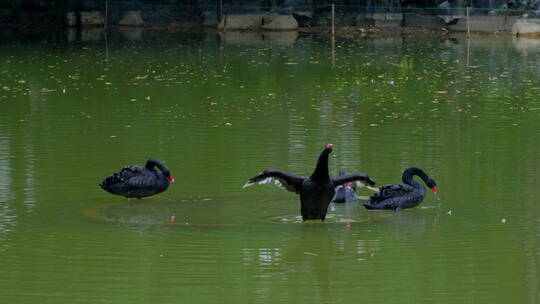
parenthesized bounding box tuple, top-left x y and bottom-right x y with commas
(1, 29, 540, 303)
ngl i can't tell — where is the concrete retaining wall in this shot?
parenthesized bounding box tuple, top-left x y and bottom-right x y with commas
(513, 19, 540, 37)
(218, 14, 298, 31)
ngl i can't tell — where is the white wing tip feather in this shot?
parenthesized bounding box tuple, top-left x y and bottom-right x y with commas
(273, 179, 286, 190)
(354, 180, 379, 192)
(242, 182, 255, 189)
(242, 177, 286, 190)
(367, 185, 380, 192)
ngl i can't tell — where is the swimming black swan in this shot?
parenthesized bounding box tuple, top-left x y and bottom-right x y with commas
(244, 144, 377, 221)
(99, 158, 175, 199)
(363, 167, 438, 210)
(332, 168, 358, 203)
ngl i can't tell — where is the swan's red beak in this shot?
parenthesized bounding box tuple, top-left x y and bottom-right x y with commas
(326, 143, 333, 149)
(431, 186, 440, 200)
(168, 176, 175, 183)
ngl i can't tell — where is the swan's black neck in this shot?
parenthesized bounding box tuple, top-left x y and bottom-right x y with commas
(311, 148, 332, 180)
(145, 158, 170, 175)
(402, 167, 430, 187)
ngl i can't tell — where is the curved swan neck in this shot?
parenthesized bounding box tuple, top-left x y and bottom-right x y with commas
(145, 158, 170, 174)
(402, 167, 430, 187)
(311, 148, 331, 179)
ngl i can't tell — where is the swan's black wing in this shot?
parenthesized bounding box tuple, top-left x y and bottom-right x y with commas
(332, 173, 378, 191)
(101, 165, 146, 185)
(336, 168, 356, 191)
(243, 169, 306, 193)
(124, 170, 160, 188)
(364, 183, 416, 206)
(100, 165, 170, 198)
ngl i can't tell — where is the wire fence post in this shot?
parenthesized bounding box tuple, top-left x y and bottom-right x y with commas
(104, 0, 109, 31)
(219, 0, 223, 22)
(466, 6, 470, 38)
(331, 3, 335, 35)
(331, 35, 335, 67)
(466, 35, 470, 67)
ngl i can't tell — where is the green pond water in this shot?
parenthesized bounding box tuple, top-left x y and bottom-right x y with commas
(1, 29, 540, 303)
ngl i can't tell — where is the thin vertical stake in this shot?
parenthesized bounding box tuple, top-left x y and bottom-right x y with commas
(331, 36, 335, 68)
(220, 0, 223, 22)
(105, 30, 109, 61)
(104, 0, 108, 31)
(331, 3, 335, 35)
(466, 35, 470, 67)
(466, 6, 470, 38)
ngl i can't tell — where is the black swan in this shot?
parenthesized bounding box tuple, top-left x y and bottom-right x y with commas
(243, 144, 377, 221)
(332, 168, 359, 203)
(99, 158, 175, 199)
(363, 167, 438, 210)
